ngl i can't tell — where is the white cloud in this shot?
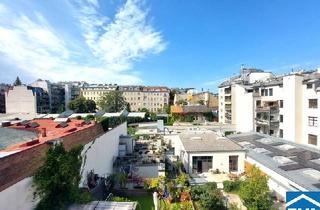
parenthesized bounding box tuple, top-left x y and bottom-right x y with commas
(74, 0, 166, 71)
(0, 0, 166, 84)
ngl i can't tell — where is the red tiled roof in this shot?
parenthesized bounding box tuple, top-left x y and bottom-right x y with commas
(3, 119, 94, 152)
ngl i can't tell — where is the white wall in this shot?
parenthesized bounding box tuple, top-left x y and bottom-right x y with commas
(0, 177, 37, 210)
(5, 86, 36, 114)
(0, 123, 128, 210)
(80, 123, 127, 185)
(187, 151, 245, 174)
(232, 85, 254, 132)
(282, 75, 303, 143)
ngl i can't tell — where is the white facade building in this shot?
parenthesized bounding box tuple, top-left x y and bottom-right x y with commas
(219, 67, 320, 148)
(5, 85, 50, 114)
(174, 132, 245, 175)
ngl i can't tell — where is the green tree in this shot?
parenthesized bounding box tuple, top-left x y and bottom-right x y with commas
(239, 166, 271, 210)
(98, 90, 128, 112)
(33, 144, 90, 210)
(163, 104, 171, 114)
(13, 76, 22, 86)
(68, 97, 96, 113)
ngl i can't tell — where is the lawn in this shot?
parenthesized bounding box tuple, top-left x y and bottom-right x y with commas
(127, 195, 180, 210)
(128, 195, 154, 210)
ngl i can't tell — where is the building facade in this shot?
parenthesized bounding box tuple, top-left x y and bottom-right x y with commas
(80, 84, 117, 104)
(30, 79, 66, 113)
(174, 91, 218, 109)
(5, 85, 50, 114)
(0, 84, 10, 113)
(119, 86, 170, 112)
(219, 66, 320, 148)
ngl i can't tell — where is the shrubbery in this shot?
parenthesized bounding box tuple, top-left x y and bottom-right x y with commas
(223, 180, 241, 192)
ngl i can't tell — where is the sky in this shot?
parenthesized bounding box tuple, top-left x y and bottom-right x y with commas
(0, 0, 320, 92)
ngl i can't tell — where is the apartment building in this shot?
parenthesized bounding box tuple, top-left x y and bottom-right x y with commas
(0, 84, 10, 113)
(5, 85, 50, 114)
(119, 86, 170, 112)
(219, 66, 320, 148)
(80, 84, 117, 104)
(57, 81, 84, 109)
(218, 67, 273, 132)
(30, 79, 66, 113)
(174, 90, 218, 109)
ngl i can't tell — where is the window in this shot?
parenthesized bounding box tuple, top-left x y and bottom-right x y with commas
(269, 88, 273, 96)
(280, 100, 283, 108)
(229, 156, 238, 172)
(261, 89, 264, 96)
(264, 89, 268, 96)
(280, 115, 283, 123)
(308, 134, 318, 146)
(309, 99, 318, 108)
(307, 83, 313, 89)
(308, 117, 318, 127)
(280, 129, 283, 138)
(270, 130, 274, 135)
(256, 100, 261, 107)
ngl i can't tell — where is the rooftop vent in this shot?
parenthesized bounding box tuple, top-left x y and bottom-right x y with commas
(26, 122, 40, 128)
(303, 169, 320, 180)
(253, 148, 271, 154)
(273, 156, 295, 165)
(276, 144, 295, 151)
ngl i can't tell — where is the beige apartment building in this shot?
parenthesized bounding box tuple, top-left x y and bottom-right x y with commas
(119, 86, 170, 112)
(80, 84, 118, 103)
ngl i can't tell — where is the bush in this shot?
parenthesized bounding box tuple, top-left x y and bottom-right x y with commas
(84, 114, 95, 121)
(223, 180, 241, 192)
(76, 115, 82, 120)
(191, 182, 217, 201)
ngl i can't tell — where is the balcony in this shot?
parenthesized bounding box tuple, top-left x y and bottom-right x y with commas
(225, 105, 231, 110)
(256, 105, 279, 113)
(255, 118, 279, 127)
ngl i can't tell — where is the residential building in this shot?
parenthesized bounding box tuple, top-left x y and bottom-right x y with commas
(0, 84, 10, 113)
(229, 132, 320, 200)
(219, 66, 320, 148)
(174, 90, 218, 109)
(30, 79, 66, 113)
(174, 132, 245, 175)
(80, 84, 117, 104)
(0, 115, 128, 210)
(5, 85, 50, 114)
(57, 81, 83, 109)
(119, 85, 170, 112)
(171, 104, 214, 122)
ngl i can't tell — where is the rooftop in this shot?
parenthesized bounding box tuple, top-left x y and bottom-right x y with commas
(0, 127, 37, 150)
(1, 118, 94, 152)
(69, 201, 137, 210)
(179, 132, 244, 152)
(228, 132, 320, 191)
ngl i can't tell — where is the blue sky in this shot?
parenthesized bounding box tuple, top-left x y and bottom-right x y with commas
(0, 0, 320, 92)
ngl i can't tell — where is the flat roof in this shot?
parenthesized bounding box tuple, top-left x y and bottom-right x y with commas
(1, 118, 94, 152)
(179, 132, 244, 152)
(228, 132, 320, 191)
(69, 201, 137, 210)
(0, 128, 37, 150)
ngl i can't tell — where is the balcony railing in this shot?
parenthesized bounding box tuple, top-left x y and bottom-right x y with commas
(256, 106, 279, 113)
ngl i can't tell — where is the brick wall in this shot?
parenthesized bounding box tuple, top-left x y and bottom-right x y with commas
(0, 123, 105, 192)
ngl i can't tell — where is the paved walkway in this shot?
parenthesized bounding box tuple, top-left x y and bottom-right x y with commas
(223, 192, 247, 210)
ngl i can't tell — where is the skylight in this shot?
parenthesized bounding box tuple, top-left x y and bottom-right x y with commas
(276, 144, 295, 151)
(273, 156, 295, 165)
(303, 169, 320, 180)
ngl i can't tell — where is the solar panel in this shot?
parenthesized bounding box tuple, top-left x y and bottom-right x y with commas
(24, 122, 40, 128)
(95, 110, 105, 117)
(58, 110, 74, 118)
(56, 122, 68, 128)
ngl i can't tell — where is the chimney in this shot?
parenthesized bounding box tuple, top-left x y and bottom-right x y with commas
(41, 128, 47, 137)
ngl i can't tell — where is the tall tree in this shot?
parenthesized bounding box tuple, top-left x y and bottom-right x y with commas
(239, 165, 272, 210)
(33, 144, 90, 210)
(68, 97, 96, 113)
(98, 90, 128, 112)
(13, 76, 22, 86)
